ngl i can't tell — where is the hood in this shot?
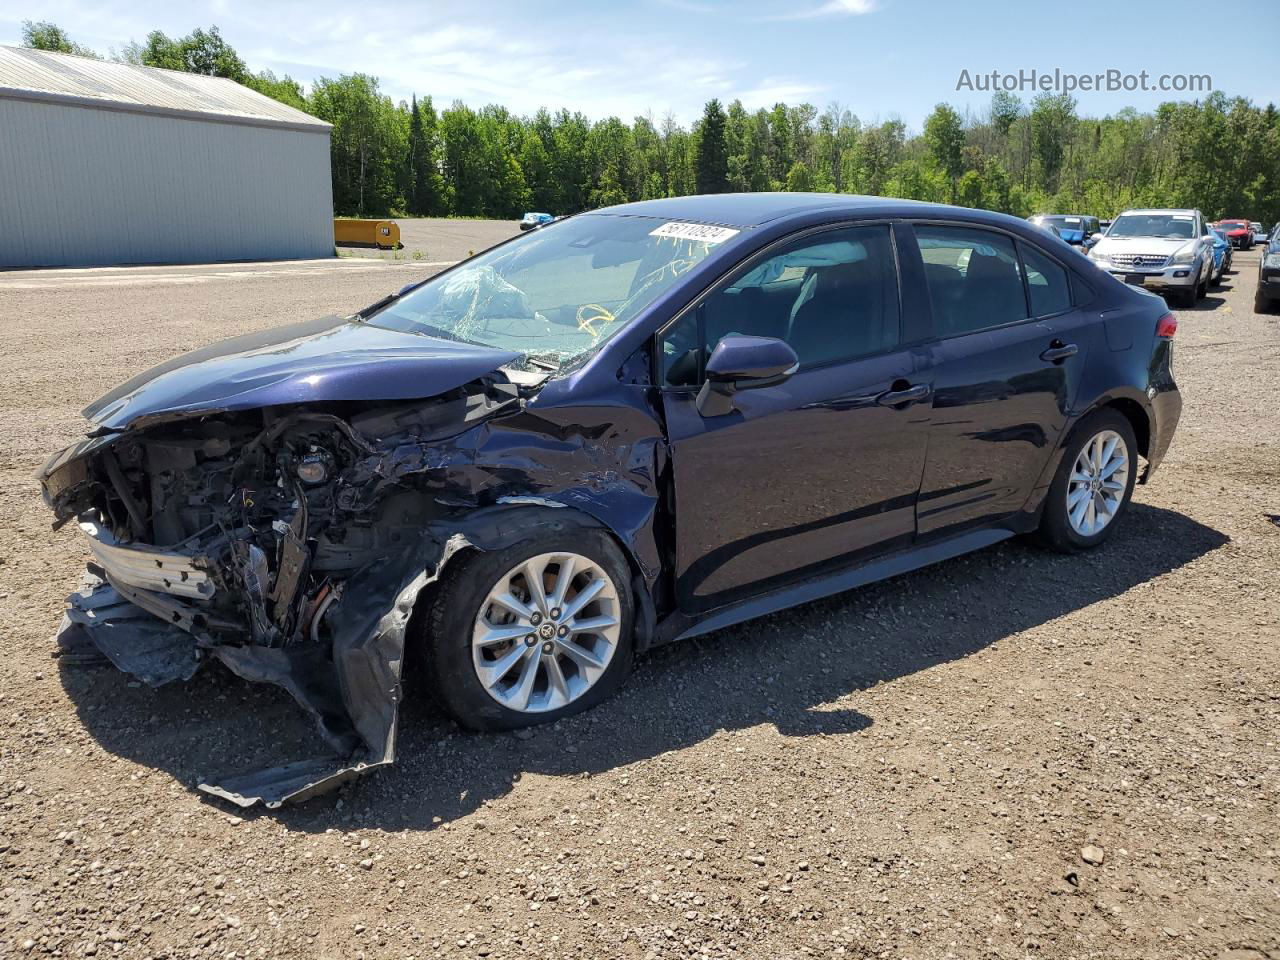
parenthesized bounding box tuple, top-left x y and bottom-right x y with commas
(1092, 236, 1197, 258)
(82, 315, 520, 432)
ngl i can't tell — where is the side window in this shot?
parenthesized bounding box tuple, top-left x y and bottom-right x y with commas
(1018, 242, 1072, 316)
(915, 225, 1027, 336)
(661, 225, 900, 384)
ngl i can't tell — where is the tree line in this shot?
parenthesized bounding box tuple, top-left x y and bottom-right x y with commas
(21, 21, 1280, 225)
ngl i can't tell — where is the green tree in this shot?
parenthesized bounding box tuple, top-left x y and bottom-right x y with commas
(785, 160, 814, 192)
(923, 103, 965, 199)
(309, 74, 406, 216)
(989, 91, 1022, 136)
(695, 99, 731, 194)
(21, 20, 99, 57)
(122, 26, 248, 80)
(1029, 93, 1077, 195)
(406, 95, 445, 216)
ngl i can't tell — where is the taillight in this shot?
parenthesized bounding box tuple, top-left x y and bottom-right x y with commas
(1156, 313, 1177, 338)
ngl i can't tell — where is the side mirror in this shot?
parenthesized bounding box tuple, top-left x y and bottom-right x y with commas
(695, 335, 799, 417)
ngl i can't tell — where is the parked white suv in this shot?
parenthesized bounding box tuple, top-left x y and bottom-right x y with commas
(1088, 208, 1215, 307)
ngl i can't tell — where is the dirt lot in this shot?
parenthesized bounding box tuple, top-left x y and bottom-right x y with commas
(0, 243, 1277, 960)
(337, 218, 520, 264)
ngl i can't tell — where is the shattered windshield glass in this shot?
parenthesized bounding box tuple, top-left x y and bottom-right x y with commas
(365, 214, 730, 369)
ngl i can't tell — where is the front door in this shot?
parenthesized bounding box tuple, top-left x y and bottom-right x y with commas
(658, 223, 932, 613)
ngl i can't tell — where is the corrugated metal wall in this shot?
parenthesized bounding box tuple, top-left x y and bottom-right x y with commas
(0, 98, 333, 267)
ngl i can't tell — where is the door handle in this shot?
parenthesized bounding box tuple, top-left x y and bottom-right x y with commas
(875, 382, 931, 407)
(1040, 340, 1079, 363)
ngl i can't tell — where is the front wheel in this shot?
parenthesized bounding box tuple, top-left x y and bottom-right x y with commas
(1037, 410, 1138, 553)
(425, 530, 635, 731)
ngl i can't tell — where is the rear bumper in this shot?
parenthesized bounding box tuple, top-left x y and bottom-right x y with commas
(1146, 373, 1182, 481)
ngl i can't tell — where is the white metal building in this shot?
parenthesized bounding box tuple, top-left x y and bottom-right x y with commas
(0, 46, 333, 268)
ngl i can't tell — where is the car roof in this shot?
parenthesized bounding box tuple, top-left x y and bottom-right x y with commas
(1119, 208, 1198, 217)
(586, 192, 961, 228)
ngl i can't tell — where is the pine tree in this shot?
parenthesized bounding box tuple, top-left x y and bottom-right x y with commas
(695, 100, 731, 195)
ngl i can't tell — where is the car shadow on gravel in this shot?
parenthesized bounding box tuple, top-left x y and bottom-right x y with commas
(59, 502, 1227, 830)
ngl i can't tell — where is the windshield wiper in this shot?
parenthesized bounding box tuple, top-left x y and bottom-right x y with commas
(356, 293, 399, 319)
(524, 354, 561, 373)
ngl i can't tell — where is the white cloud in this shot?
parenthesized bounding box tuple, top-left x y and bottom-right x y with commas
(763, 0, 876, 20)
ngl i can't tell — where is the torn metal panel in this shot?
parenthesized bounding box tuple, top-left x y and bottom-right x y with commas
(198, 757, 390, 809)
(59, 575, 200, 685)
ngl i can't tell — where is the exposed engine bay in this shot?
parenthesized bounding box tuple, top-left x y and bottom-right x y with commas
(42, 366, 663, 808)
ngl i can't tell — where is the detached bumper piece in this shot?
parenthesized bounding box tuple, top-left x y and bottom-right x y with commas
(57, 574, 201, 686)
(55, 518, 433, 809)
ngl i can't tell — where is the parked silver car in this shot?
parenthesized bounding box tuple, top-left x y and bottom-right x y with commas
(1088, 208, 1215, 307)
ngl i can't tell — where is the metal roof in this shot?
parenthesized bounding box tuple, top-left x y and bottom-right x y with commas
(0, 45, 329, 132)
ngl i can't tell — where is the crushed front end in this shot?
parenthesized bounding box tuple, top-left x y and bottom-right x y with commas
(41, 380, 525, 807)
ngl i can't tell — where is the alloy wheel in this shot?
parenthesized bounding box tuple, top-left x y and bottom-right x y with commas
(471, 552, 621, 713)
(1066, 429, 1129, 537)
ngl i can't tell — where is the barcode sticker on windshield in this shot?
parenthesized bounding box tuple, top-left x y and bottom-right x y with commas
(651, 222, 740, 244)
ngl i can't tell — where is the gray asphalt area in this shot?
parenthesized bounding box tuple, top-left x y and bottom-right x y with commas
(0, 240, 1276, 959)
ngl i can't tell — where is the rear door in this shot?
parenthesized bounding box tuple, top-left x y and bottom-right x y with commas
(907, 223, 1100, 538)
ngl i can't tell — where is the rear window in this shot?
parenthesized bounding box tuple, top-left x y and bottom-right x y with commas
(1019, 242, 1072, 317)
(915, 225, 1027, 335)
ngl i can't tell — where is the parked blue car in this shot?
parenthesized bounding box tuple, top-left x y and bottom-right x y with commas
(1028, 214, 1100, 247)
(1208, 226, 1233, 285)
(519, 211, 556, 230)
(40, 193, 1182, 806)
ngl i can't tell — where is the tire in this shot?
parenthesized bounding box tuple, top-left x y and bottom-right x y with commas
(1037, 409, 1139, 553)
(424, 528, 635, 731)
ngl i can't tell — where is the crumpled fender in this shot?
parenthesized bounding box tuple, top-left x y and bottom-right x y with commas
(197, 505, 627, 808)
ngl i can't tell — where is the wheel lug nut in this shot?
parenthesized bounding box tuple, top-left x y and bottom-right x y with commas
(525, 635, 536, 646)
(530, 612, 542, 626)
(542, 641, 553, 654)
(558, 625, 569, 637)
(549, 607, 561, 620)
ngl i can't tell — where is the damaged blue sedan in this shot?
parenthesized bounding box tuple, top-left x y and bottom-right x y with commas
(39, 193, 1182, 807)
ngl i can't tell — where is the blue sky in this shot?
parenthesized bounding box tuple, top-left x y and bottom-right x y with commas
(1, 0, 1276, 130)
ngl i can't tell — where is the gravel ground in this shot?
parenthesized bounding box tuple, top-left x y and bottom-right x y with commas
(0, 245, 1276, 960)
(337, 218, 520, 264)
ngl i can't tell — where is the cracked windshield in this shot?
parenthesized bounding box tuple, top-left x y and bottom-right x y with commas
(365, 214, 729, 369)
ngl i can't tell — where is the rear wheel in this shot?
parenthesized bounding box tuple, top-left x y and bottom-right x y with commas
(1038, 410, 1138, 553)
(425, 530, 635, 731)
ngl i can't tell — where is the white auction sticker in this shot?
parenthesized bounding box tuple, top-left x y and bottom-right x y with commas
(650, 221, 740, 244)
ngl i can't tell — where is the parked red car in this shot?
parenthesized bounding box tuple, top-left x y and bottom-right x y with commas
(1215, 219, 1255, 250)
